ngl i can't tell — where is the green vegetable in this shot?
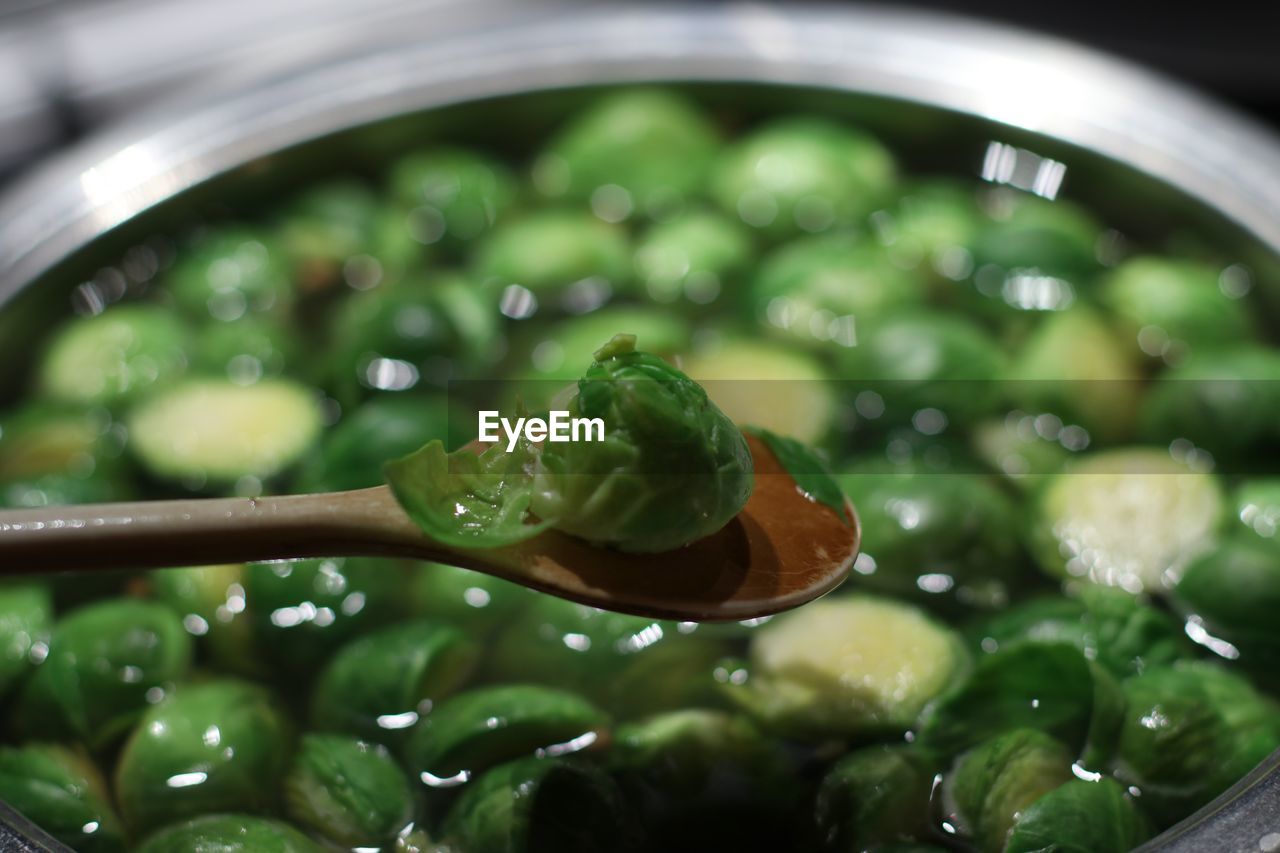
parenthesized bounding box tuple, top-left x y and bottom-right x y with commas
(530, 334, 753, 553)
(748, 427, 845, 517)
(474, 210, 631, 306)
(1234, 478, 1280, 546)
(0, 743, 125, 853)
(167, 229, 292, 321)
(135, 814, 322, 852)
(813, 745, 934, 852)
(0, 584, 51, 698)
(441, 756, 636, 853)
(749, 235, 926, 350)
(1030, 447, 1224, 592)
(37, 306, 188, 405)
(14, 600, 191, 749)
(971, 195, 1101, 278)
(971, 416, 1072, 489)
(405, 562, 528, 636)
(407, 685, 606, 784)
(193, 314, 298, 382)
(681, 336, 835, 443)
(127, 378, 322, 487)
(875, 182, 982, 275)
(1175, 539, 1280, 672)
(1114, 661, 1280, 826)
(311, 619, 478, 744)
(841, 310, 1008, 428)
(115, 680, 293, 833)
(536, 88, 719, 217)
(711, 117, 896, 238)
(285, 734, 413, 847)
(633, 210, 751, 305)
(730, 597, 965, 738)
(150, 563, 262, 678)
(1101, 256, 1253, 364)
(389, 148, 517, 249)
(1004, 778, 1151, 853)
(947, 729, 1073, 852)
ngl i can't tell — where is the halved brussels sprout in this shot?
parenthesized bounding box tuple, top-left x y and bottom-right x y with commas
(193, 314, 299, 382)
(285, 734, 413, 847)
(0, 405, 131, 507)
(0, 743, 124, 853)
(1004, 778, 1151, 853)
(1113, 661, 1280, 827)
(407, 685, 606, 785)
(441, 756, 636, 853)
(150, 563, 262, 678)
(749, 235, 927, 351)
(389, 148, 517, 250)
(14, 599, 191, 749)
(946, 729, 1073, 852)
(971, 415, 1073, 490)
(1029, 447, 1224, 592)
(681, 336, 836, 444)
(535, 88, 719, 218)
(711, 117, 896, 238)
(813, 745, 934, 852)
(529, 335, 753, 553)
(1234, 478, 1280, 546)
(835, 467, 1021, 611)
(37, 306, 189, 406)
(633, 210, 752, 305)
(115, 679, 293, 834)
(729, 596, 966, 738)
(1175, 539, 1280, 673)
(0, 584, 51, 699)
(311, 619, 478, 745)
(167, 229, 292, 321)
(405, 562, 528, 637)
(135, 814, 321, 853)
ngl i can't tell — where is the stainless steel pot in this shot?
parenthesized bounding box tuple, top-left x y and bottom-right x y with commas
(0, 3, 1277, 850)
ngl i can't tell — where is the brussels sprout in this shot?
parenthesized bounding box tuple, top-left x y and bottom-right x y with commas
(326, 273, 499, 399)
(681, 336, 836, 444)
(285, 734, 413, 847)
(150, 564, 262, 677)
(193, 314, 299, 382)
(0, 584, 51, 698)
(874, 181, 982, 275)
(633, 210, 752, 305)
(295, 395, 460, 493)
(711, 117, 896, 238)
(529, 334, 753, 553)
(946, 729, 1073, 852)
(1234, 478, 1280, 546)
(841, 310, 1008, 428)
(1006, 306, 1143, 442)
(441, 756, 636, 853)
(278, 179, 421, 291)
(167, 229, 292, 321)
(407, 685, 606, 785)
(484, 596, 729, 718)
(1113, 662, 1280, 826)
(127, 378, 322, 487)
(536, 88, 718, 217)
(729, 597, 966, 738)
(813, 745, 934, 852)
(1175, 539, 1280, 672)
(311, 619, 478, 745)
(115, 679, 293, 833)
(971, 194, 1101, 278)
(834, 468, 1022, 611)
(473, 210, 631, 310)
(971, 415, 1073, 489)
(749, 235, 927, 351)
(135, 814, 322, 853)
(389, 147, 517, 251)
(1029, 447, 1224, 592)
(36, 306, 189, 406)
(1004, 778, 1151, 853)
(1140, 346, 1280, 457)
(244, 557, 404, 675)
(14, 600, 191, 749)
(405, 562, 528, 636)
(965, 596, 1090, 654)
(612, 710, 794, 850)
(0, 405, 132, 507)
(1101, 256, 1253, 365)
(0, 743, 125, 853)
(917, 642, 1119, 758)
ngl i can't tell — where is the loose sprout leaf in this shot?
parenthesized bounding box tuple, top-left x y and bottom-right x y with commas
(745, 427, 846, 519)
(384, 438, 553, 548)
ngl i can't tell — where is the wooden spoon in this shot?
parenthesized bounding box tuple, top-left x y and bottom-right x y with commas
(0, 434, 858, 621)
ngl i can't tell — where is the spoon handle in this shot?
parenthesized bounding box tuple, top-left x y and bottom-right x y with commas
(0, 486, 444, 573)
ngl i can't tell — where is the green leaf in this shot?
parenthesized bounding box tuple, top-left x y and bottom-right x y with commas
(384, 438, 553, 548)
(746, 427, 847, 518)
